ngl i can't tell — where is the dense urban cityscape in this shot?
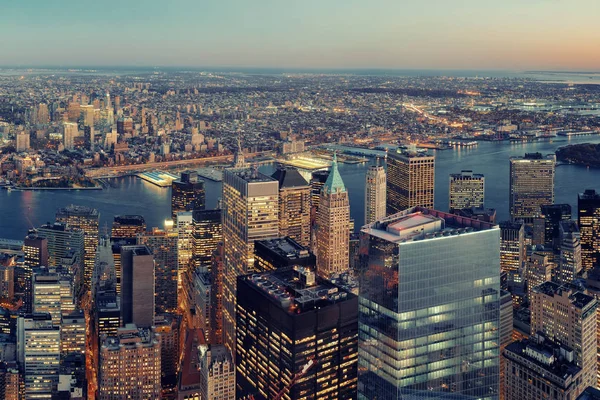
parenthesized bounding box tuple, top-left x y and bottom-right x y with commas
(0, 65, 599, 400)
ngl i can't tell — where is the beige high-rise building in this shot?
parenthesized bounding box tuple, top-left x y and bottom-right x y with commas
(449, 170, 484, 211)
(98, 324, 161, 400)
(56, 205, 99, 289)
(386, 149, 435, 215)
(530, 281, 597, 389)
(271, 167, 311, 247)
(316, 154, 350, 278)
(198, 344, 235, 400)
(221, 168, 279, 355)
(16, 131, 30, 152)
(365, 160, 386, 225)
(62, 121, 78, 150)
(37, 103, 49, 124)
(509, 153, 555, 223)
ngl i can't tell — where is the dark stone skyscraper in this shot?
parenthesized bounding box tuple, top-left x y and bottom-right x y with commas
(578, 189, 600, 271)
(171, 171, 205, 219)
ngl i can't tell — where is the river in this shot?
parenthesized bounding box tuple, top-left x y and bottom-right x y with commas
(1, 135, 600, 241)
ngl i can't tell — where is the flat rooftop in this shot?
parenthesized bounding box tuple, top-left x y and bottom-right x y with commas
(362, 207, 497, 244)
(533, 281, 596, 310)
(256, 237, 311, 260)
(242, 266, 355, 314)
(227, 168, 275, 183)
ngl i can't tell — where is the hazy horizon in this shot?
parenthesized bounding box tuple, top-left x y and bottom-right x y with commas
(2, 0, 600, 71)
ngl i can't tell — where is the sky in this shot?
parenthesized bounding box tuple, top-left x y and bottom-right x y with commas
(1, 0, 599, 71)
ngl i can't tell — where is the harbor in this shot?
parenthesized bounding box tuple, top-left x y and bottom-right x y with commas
(137, 171, 180, 187)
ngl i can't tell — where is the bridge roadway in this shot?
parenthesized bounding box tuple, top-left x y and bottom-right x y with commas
(84, 151, 272, 178)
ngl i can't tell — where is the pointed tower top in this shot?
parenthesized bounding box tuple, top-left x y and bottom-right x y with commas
(233, 135, 246, 168)
(324, 152, 346, 193)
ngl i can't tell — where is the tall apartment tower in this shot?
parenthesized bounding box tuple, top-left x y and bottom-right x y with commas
(364, 160, 387, 225)
(171, 171, 205, 219)
(271, 167, 311, 247)
(98, 324, 161, 400)
(499, 221, 525, 299)
(17, 313, 61, 398)
(221, 168, 279, 355)
(315, 154, 350, 278)
(386, 149, 435, 215)
(110, 215, 146, 240)
(530, 282, 597, 389)
(137, 228, 178, 314)
(190, 209, 222, 271)
(449, 170, 485, 211)
(237, 267, 358, 399)
(120, 245, 155, 328)
(358, 208, 501, 399)
(62, 122, 78, 150)
(56, 204, 99, 289)
(578, 189, 600, 271)
(557, 220, 582, 284)
(509, 153, 556, 223)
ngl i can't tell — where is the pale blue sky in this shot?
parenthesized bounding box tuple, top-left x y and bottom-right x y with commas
(1, 0, 599, 70)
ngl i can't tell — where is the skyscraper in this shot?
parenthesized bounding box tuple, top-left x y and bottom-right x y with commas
(171, 171, 205, 219)
(509, 153, 556, 223)
(449, 170, 485, 211)
(530, 282, 597, 389)
(309, 169, 329, 249)
(98, 324, 161, 400)
(386, 149, 435, 214)
(540, 203, 572, 249)
(56, 205, 99, 289)
(315, 154, 350, 278)
(62, 122, 78, 150)
(578, 189, 600, 271)
(176, 211, 194, 287)
(499, 221, 525, 300)
(237, 267, 358, 399)
(211, 242, 225, 345)
(110, 215, 146, 240)
(271, 167, 311, 247)
(137, 228, 178, 314)
(254, 237, 316, 272)
(32, 267, 75, 326)
(190, 209, 222, 271)
(16, 131, 30, 152)
(221, 167, 279, 355)
(364, 159, 387, 225)
(120, 245, 155, 328)
(557, 220, 582, 284)
(17, 313, 61, 398)
(359, 207, 501, 399)
(21, 233, 49, 314)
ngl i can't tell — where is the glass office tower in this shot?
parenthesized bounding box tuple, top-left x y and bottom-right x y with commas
(358, 207, 501, 399)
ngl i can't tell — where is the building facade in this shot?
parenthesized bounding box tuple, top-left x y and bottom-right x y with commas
(365, 160, 387, 225)
(386, 149, 435, 215)
(449, 170, 485, 211)
(358, 208, 501, 399)
(578, 189, 600, 271)
(271, 167, 311, 247)
(509, 153, 556, 223)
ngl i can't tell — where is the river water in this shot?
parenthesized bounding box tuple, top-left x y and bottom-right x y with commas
(1, 136, 600, 241)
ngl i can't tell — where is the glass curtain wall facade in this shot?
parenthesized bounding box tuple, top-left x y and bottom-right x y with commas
(358, 208, 501, 400)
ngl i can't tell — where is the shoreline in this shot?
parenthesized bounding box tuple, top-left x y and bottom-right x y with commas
(7, 186, 102, 191)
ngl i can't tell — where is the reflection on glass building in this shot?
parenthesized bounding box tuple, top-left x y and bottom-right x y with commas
(358, 207, 501, 399)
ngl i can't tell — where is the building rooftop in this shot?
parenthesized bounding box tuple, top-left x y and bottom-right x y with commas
(113, 215, 146, 225)
(505, 334, 580, 387)
(240, 266, 356, 314)
(255, 237, 311, 261)
(532, 281, 595, 310)
(226, 167, 275, 183)
(362, 207, 497, 244)
(271, 166, 309, 189)
(323, 153, 346, 193)
(510, 152, 555, 161)
(579, 189, 600, 200)
(450, 170, 484, 179)
(577, 387, 600, 400)
(101, 324, 157, 350)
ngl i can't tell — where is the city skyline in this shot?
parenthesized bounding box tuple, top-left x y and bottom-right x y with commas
(2, 0, 600, 70)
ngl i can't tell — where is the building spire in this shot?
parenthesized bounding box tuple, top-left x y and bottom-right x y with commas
(233, 134, 246, 168)
(324, 152, 346, 194)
